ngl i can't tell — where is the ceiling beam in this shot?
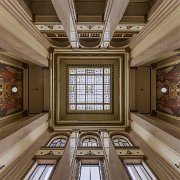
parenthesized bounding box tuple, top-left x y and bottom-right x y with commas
(51, 0, 79, 48)
(101, 0, 130, 48)
(0, 0, 50, 67)
(130, 0, 180, 67)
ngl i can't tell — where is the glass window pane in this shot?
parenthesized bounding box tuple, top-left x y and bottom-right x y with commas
(113, 137, 132, 147)
(82, 138, 98, 147)
(91, 166, 101, 180)
(126, 163, 157, 180)
(135, 165, 152, 180)
(49, 138, 67, 147)
(80, 166, 90, 180)
(80, 165, 101, 180)
(114, 142, 119, 146)
(127, 165, 141, 180)
(29, 165, 54, 180)
(39, 165, 54, 180)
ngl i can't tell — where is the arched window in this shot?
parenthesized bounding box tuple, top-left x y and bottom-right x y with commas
(48, 138, 67, 148)
(113, 136, 132, 147)
(82, 138, 98, 147)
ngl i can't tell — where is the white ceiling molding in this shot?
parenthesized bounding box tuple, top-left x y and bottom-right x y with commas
(130, 0, 180, 67)
(51, 0, 79, 48)
(101, 0, 130, 48)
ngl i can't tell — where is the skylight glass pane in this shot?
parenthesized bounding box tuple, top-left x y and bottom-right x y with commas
(68, 67, 111, 111)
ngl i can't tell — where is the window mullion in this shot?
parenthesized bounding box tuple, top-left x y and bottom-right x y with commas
(90, 165, 91, 180)
(35, 165, 46, 180)
(134, 165, 143, 180)
(85, 68, 87, 110)
(103, 68, 104, 110)
(76, 73, 77, 111)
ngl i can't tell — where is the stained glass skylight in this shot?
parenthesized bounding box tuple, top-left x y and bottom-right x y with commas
(68, 67, 111, 112)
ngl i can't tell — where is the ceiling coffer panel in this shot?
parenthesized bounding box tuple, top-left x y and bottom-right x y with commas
(75, 0, 107, 22)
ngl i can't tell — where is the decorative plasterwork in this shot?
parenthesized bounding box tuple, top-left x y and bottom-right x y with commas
(57, 59, 121, 121)
(116, 25, 144, 32)
(51, 50, 130, 128)
(35, 23, 144, 48)
(42, 32, 138, 39)
(35, 148, 64, 159)
(116, 147, 145, 158)
(76, 148, 104, 157)
(36, 25, 65, 31)
(36, 24, 144, 32)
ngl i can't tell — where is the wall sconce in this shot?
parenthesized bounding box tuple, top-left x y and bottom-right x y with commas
(161, 87, 167, 93)
(12, 86, 18, 93)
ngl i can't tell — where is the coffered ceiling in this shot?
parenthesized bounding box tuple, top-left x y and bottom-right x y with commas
(24, 0, 157, 48)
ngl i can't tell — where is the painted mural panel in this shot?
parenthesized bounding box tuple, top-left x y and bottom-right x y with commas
(156, 63, 180, 117)
(0, 63, 23, 117)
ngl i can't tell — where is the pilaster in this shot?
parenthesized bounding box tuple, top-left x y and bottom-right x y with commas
(100, 130, 129, 180)
(129, 130, 180, 180)
(0, 131, 51, 180)
(51, 130, 80, 180)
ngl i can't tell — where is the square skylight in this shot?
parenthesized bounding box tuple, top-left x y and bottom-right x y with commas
(68, 67, 111, 112)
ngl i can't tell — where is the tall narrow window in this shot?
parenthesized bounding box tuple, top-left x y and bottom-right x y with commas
(48, 138, 67, 148)
(126, 162, 157, 180)
(79, 165, 101, 180)
(113, 137, 132, 147)
(26, 164, 54, 180)
(82, 138, 98, 147)
(68, 66, 112, 112)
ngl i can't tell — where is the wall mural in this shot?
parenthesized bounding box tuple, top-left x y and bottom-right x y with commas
(156, 63, 180, 117)
(0, 63, 23, 117)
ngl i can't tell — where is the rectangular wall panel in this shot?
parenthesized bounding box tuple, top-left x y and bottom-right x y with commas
(135, 67, 151, 113)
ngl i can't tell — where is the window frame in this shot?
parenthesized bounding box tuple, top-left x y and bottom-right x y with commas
(47, 136, 68, 148)
(112, 135, 133, 147)
(77, 159, 104, 180)
(67, 64, 114, 114)
(123, 159, 157, 180)
(23, 160, 56, 180)
(81, 137, 98, 147)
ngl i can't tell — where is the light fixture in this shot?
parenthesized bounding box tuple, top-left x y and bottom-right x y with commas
(12, 87, 18, 93)
(161, 87, 167, 93)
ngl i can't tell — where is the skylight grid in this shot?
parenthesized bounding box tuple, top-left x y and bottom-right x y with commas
(69, 67, 111, 111)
